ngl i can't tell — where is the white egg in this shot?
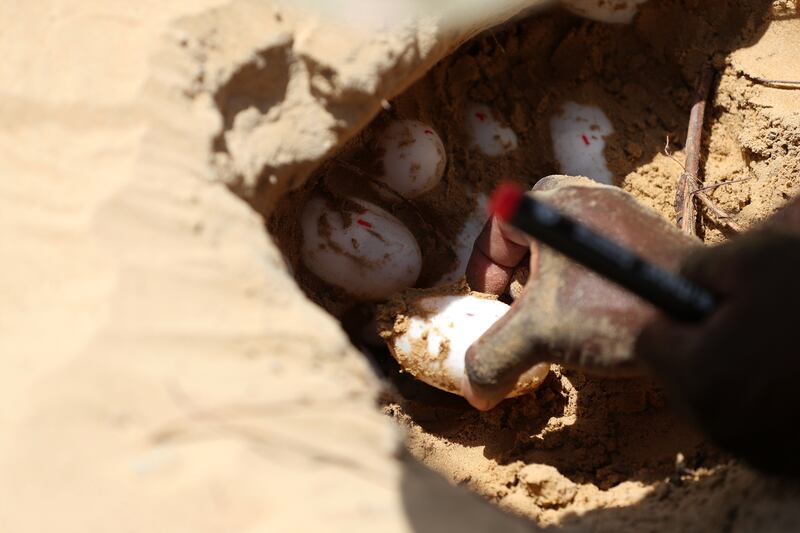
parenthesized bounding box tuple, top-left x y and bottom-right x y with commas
(434, 193, 489, 287)
(301, 195, 422, 301)
(465, 102, 519, 157)
(387, 294, 550, 396)
(377, 119, 446, 198)
(550, 101, 615, 184)
(559, 0, 649, 24)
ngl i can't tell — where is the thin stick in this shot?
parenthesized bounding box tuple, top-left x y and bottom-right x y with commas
(694, 191, 744, 233)
(665, 133, 750, 233)
(744, 74, 800, 89)
(694, 175, 754, 194)
(675, 67, 714, 236)
(490, 31, 506, 55)
(664, 135, 686, 171)
(676, 170, 744, 233)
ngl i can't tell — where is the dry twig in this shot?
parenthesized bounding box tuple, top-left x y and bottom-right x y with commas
(673, 67, 746, 235)
(695, 192, 744, 233)
(663, 136, 686, 170)
(675, 67, 714, 236)
(743, 74, 800, 89)
(695, 175, 755, 194)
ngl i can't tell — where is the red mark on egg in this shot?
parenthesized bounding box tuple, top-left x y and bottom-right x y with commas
(357, 219, 373, 229)
(424, 129, 434, 135)
(475, 112, 487, 122)
(466, 313, 475, 317)
(581, 134, 591, 146)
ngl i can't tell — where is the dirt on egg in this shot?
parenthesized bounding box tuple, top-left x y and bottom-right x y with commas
(269, 0, 800, 530)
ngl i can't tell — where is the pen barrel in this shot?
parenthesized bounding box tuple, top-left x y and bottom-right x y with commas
(511, 195, 716, 321)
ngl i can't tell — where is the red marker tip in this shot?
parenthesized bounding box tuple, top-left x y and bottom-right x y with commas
(489, 182, 524, 222)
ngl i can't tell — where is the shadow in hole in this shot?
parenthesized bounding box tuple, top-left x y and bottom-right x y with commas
(394, 367, 800, 533)
(381, 342, 723, 488)
(375, 0, 775, 484)
(556, 462, 800, 533)
(399, 451, 538, 533)
(456, 0, 777, 194)
(396, 378, 800, 533)
(506, 371, 723, 488)
(361, 0, 787, 529)
(211, 44, 291, 152)
(589, 0, 774, 186)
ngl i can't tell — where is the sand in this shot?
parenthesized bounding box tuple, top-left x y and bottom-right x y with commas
(0, 1, 548, 531)
(374, 1, 800, 530)
(2, 0, 799, 531)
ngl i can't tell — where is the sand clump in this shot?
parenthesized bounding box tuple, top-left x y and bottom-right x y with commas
(518, 464, 579, 508)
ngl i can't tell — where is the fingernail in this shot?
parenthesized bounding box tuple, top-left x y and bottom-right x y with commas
(461, 374, 503, 411)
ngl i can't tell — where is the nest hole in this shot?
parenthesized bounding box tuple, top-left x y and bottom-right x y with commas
(216, 0, 783, 528)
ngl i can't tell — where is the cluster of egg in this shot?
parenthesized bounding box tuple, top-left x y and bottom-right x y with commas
(293, 0, 643, 399)
(300, 105, 520, 302)
(298, 97, 615, 397)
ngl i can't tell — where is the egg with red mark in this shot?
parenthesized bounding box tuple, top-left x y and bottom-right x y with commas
(301, 195, 422, 301)
(550, 101, 615, 184)
(377, 119, 446, 198)
(465, 102, 519, 157)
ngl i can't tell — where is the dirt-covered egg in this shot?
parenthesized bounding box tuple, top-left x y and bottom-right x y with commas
(465, 102, 519, 157)
(377, 119, 446, 198)
(381, 293, 550, 396)
(559, 0, 649, 24)
(550, 102, 614, 184)
(301, 195, 422, 301)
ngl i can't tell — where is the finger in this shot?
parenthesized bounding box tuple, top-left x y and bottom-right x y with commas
(466, 247, 516, 295)
(681, 231, 790, 296)
(462, 276, 545, 410)
(762, 196, 800, 235)
(466, 215, 529, 295)
(635, 315, 699, 384)
(465, 175, 582, 294)
(461, 370, 515, 411)
(679, 248, 734, 297)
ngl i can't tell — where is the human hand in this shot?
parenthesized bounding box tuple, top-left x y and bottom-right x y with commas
(461, 175, 698, 410)
(635, 213, 800, 475)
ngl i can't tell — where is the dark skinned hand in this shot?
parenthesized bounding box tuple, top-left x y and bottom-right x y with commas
(463, 174, 800, 475)
(462, 175, 699, 408)
(636, 223, 800, 475)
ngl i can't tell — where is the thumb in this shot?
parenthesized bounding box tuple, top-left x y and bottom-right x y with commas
(462, 279, 547, 410)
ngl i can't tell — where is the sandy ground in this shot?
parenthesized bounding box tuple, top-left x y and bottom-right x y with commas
(1, 0, 799, 531)
(270, 0, 800, 531)
(0, 1, 545, 531)
(370, 1, 800, 530)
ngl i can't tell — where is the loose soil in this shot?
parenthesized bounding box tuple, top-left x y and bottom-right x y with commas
(272, 0, 800, 530)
